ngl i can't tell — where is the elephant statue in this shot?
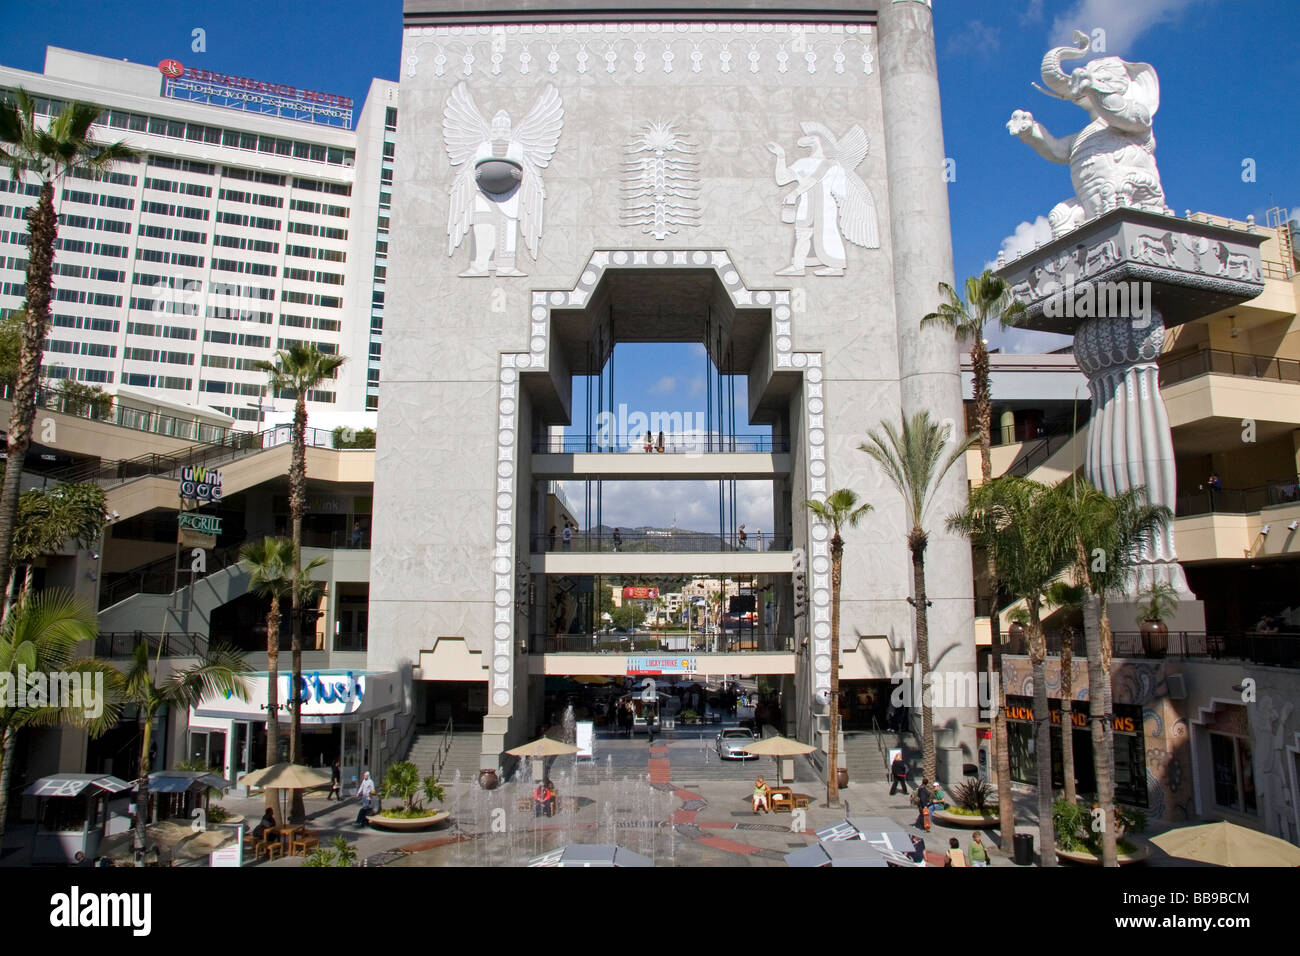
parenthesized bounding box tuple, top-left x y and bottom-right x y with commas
(1008, 31, 1172, 239)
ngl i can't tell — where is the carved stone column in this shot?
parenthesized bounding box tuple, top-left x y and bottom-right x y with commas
(1073, 309, 1189, 595)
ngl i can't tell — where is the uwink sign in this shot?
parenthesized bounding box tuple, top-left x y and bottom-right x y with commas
(178, 465, 222, 503)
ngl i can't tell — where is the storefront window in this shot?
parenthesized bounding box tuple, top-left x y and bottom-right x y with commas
(1005, 697, 1146, 807)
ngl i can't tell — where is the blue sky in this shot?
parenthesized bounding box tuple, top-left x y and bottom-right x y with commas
(2, 0, 1296, 526)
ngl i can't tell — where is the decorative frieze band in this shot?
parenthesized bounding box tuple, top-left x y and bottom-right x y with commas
(406, 22, 875, 80)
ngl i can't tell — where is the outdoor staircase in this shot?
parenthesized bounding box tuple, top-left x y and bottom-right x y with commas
(404, 729, 484, 784)
(96, 559, 250, 639)
(843, 725, 921, 787)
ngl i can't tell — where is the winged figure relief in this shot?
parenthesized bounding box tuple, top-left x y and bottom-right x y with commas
(443, 81, 565, 277)
(766, 121, 879, 276)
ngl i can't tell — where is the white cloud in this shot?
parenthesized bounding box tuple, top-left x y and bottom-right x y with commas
(946, 19, 1000, 58)
(648, 375, 677, 394)
(1048, 0, 1199, 56)
(984, 216, 1054, 271)
(1021, 0, 1046, 25)
(989, 326, 1074, 355)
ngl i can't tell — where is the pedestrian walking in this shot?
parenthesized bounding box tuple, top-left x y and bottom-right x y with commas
(612, 528, 622, 552)
(548, 525, 557, 551)
(644, 431, 653, 453)
(562, 523, 573, 550)
(355, 770, 376, 826)
(890, 753, 909, 795)
(946, 837, 967, 867)
(656, 430, 665, 453)
(351, 519, 363, 548)
(646, 709, 656, 744)
(908, 834, 926, 864)
(737, 524, 747, 549)
(968, 831, 990, 866)
(915, 778, 933, 830)
(328, 759, 341, 800)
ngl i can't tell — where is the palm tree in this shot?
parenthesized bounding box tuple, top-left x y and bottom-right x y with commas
(949, 476, 1070, 866)
(804, 488, 872, 807)
(0, 589, 124, 843)
(1046, 580, 1084, 803)
(10, 482, 108, 603)
(1049, 479, 1170, 865)
(239, 536, 296, 767)
(124, 640, 248, 853)
(0, 91, 136, 612)
(922, 270, 1026, 843)
(251, 345, 345, 769)
(860, 411, 976, 782)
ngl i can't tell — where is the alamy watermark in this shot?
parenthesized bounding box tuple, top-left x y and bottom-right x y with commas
(1043, 277, 1153, 327)
(891, 669, 1000, 715)
(0, 666, 105, 719)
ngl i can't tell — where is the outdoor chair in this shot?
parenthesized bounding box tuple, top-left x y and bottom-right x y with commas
(290, 829, 320, 856)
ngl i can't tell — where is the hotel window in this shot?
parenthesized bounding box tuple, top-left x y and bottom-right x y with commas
(1210, 733, 1256, 814)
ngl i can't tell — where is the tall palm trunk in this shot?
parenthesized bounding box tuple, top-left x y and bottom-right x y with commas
(287, 396, 308, 822)
(133, 709, 154, 853)
(0, 729, 16, 845)
(827, 533, 843, 806)
(1060, 629, 1077, 803)
(266, 593, 281, 766)
(0, 183, 57, 610)
(909, 530, 935, 781)
(974, 337, 1015, 844)
(1026, 601, 1057, 866)
(1096, 592, 1118, 866)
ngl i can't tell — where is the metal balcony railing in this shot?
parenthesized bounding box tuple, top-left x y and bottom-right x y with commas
(1002, 630, 1300, 668)
(533, 434, 787, 454)
(1175, 474, 1300, 517)
(534, 529, 791, 553)
(1159, 349, 1300, 389)
(95, 631, 209, 659)
(529, 633, 794, 654)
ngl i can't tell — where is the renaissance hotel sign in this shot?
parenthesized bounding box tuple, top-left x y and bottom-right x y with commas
(159, 59, 353, 128)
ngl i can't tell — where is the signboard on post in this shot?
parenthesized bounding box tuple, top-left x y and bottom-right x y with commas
(575, 721, 594, 760)
(178, 465, 223, 503)
(179, 512, 222, 535)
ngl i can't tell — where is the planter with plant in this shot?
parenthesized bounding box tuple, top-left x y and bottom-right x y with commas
(1006, 606, 1030, 653)
(302, 836, 359, 867)
(932, 776, 1001, 827)
(1052, 798, 1149, 864)
(368, 761, 449, 831)
(1136, 583, 1179, 658)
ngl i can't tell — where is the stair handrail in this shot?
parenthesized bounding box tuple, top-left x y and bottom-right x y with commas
(431, 716, 454, 782)
(870, 714, 889, 776)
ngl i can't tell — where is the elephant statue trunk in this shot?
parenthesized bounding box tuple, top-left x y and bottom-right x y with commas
(1040, 30, 1091, 99)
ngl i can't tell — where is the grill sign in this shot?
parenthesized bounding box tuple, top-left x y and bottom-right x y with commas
(178, 512, 222, 535)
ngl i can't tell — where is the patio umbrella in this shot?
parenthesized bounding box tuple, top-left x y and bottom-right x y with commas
(528, 844, 653, 867)
(239, 763, 332, 824)
(784, 840, 887, 867)
(1150, 821, 1300, 867)
(743, 735, 816, 784)
(239, 763, 332, 791)
(507, 736, 581, 781)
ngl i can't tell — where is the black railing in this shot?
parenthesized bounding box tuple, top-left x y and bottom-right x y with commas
(1, 382, 242, 446)
(535, 530, 791, 553)
(95, 631, 209, 659)
(1160, 349, 1300, 389)
(37, 423, 341, 489)
(100, 542, 244, 608)
(1003, 426, 1077, 478)
(333, 631, 368, 652)
(1005, 630, 1300, 668)
(1175, 475, 1300, 517)
(529, 633, 794, 654)
(326, 529, 371, 550)
(533, 434, 787, 454)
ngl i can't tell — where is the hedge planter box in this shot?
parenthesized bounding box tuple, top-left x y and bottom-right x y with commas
(1055, 840, 1150, 866)
(932, 808, 1000, 829)
(366, 811, 450, 832)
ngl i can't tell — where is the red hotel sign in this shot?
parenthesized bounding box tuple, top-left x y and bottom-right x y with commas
(159, 60, 353, 109)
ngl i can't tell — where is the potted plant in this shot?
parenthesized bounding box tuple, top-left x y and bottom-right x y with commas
(932, 776, 1000, 828)
(368, 762, 449, 831)
(1053, 798, 1149, 864)
(1006, 607, 1030, 653)
(1136, 582, 1179, 658)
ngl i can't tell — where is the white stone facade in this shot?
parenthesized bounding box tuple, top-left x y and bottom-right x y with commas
(374, 3, 976, 772)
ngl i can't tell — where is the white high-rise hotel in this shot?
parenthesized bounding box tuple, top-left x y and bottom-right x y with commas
(0, 47, 397, 420)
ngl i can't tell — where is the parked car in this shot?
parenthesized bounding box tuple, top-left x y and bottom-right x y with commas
(716, 727, 758, 760)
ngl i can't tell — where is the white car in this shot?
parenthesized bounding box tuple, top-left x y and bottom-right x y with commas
(715, 727, 758, 760)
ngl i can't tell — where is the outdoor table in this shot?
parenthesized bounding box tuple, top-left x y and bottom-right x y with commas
(769, 787, 795, 812)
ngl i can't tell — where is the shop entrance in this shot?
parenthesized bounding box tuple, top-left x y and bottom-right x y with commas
(838, 679, 896, 730)
(416, 681, 487, 731)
